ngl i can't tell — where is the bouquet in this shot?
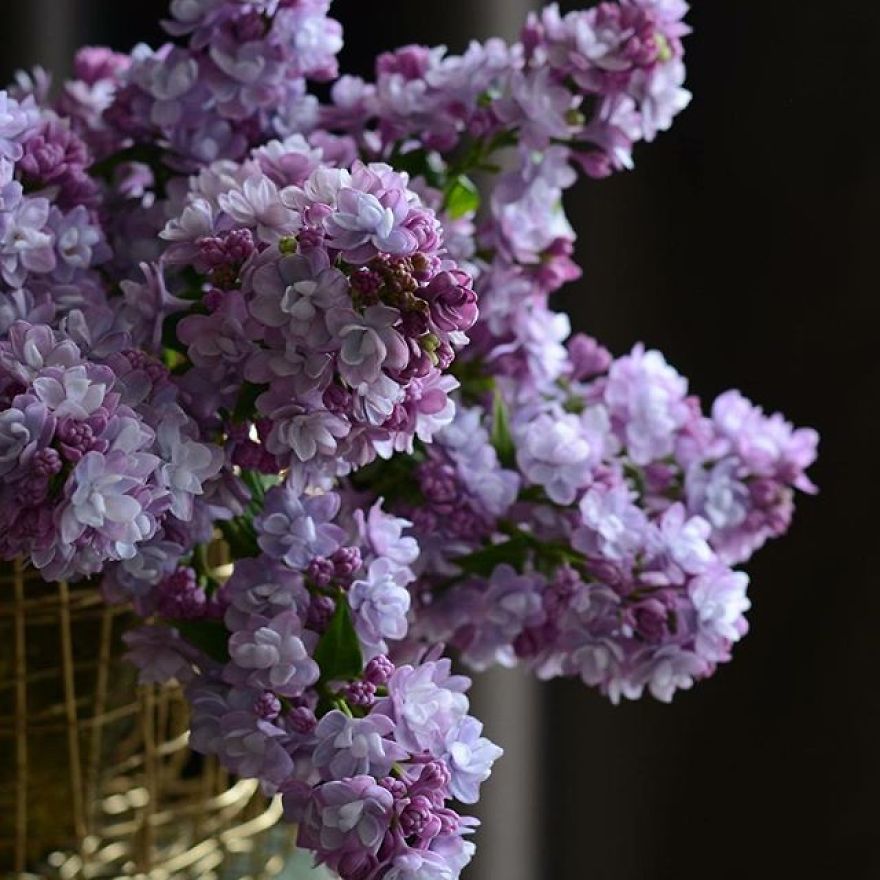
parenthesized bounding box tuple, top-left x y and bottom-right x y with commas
(0, 1, 817, 877)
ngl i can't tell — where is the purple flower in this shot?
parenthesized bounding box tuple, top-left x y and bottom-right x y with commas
(0, 399, 53, 477)
(217, 174, 298, 242)
(221, 555, 311, 625)
(313, 710, 408, 779)
(377, 659, 470, 756)
(188, 682, 294, 792)
(604, 343, 690, 465)
(249, 249, 349, 332)
(685, 457, 750, 533)
(573, 482, 650, 563)
(255, 484, 345, 569)
(311, 775, 394, 856)
(326, 304, 409, 387)
(384, 847, 466, 880)
(123, 625, 198, 684)
(58, 449, 161, 553)
(348, 557, 413, 654)
(443, 715, 503, 805)
(515, 411, 596, 505)
(30, 362, 112, 420)
(364, 654, 395, 686)
(319, 162, 440, 262)
(456, 565, 546, 671)
(227, 610, 319, 697)
(155, 567, 208, 619)
(154, 403, 224, 520)
(711, 389, 819, 491)
(357, 500, 419, 573)
(1, 197, 56, 288)
(0, 91, 39, 161)
(265, 405, 351, 464)
(422, 270, 478, 334)
(690, 564, 750, 662)
(655, 503, 714, 578)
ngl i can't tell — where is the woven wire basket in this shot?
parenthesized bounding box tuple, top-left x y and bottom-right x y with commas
(0, 559, 292, 879)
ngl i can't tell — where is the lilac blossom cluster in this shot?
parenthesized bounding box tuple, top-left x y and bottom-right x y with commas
(159, 148, 475, 484)
(319, 0, 690, 174)
(1, 0, 820, 876)
(62, 0, 343, 166)
(303, 2, 693, 408)
(376, 339, 817, 703)
(123, 486, 501, 880)
(1, 89, 111, 339)
(0, 322, 222, 580)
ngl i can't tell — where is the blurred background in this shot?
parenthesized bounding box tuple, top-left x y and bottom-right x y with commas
(1, 1, 875, 878)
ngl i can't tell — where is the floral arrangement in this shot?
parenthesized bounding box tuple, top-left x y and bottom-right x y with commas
(0, 1, 817, 878)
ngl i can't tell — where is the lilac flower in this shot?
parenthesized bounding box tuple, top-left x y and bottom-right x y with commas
(313, 710, 408, 779)
(655, 503, 714, 578)
(444, 715, 503, 805)
(57, 448, 159, 545)
(249, 250, 349, 332)
(456, 566, 546, 671)
(690, 565, 751, 662)
(685, 457, 750, 533)
(321, 163, 440, 262)
(154, 404, 224, 520)
(711, 389, 819, 490)
(326, 305, 409, 387)
(627, 646, 707, 704)
(515, 411, 596, 505)
(1, 197, 56, 287)
(227, 610, 319, 696)
(631, 58, 692, 141)
(48, 206, 105, 281)
(123, 625, 198, 684)
(356, 500, 419, 573)
(422, 270, 478, 334)
(217, 174, 299, 242)
(221, 556, 311, 625)
(604, 344, 690, 465)
(1, 91, 39, 160)
(265, 406, 351, 465)
(0, 399, 53, 477)
(188, 682, 294, 792)
(377, 659, 470, 756)
(255, 484, 345, 569)
(574, 482, 650, 563)
(348, 557, 413, 655)
(311, 776, 394, 855)
(384, 848, 463, 880)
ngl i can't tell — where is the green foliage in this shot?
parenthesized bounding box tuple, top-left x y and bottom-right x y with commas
(444, 174, 481, 219)
(314, 599, 363, 687)
(452, 533, 532, 577)
(218, 518, 260, 559)
(232, 382, 268, 424)
(491, 389, 517, 468)
(176, 620, 230, 663)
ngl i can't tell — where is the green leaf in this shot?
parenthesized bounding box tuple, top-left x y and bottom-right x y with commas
(176, 620, 229, 663)
(388, 145, 434, 182)
(453, 535, 531, 577)
(218, 518, 260, 559)
(491, 390, 516, 469)
(314, 600, 363, 686)
(232, 382, 268, 424)
(444, 174, 481, 219)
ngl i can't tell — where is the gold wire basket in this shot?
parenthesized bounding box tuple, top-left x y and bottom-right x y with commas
(0, 559, 292, 879)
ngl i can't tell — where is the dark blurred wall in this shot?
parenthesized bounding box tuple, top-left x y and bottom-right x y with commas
(2, 2, 876, 878)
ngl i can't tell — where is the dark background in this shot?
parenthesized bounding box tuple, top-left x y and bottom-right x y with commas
(2, 2, 874, 877)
